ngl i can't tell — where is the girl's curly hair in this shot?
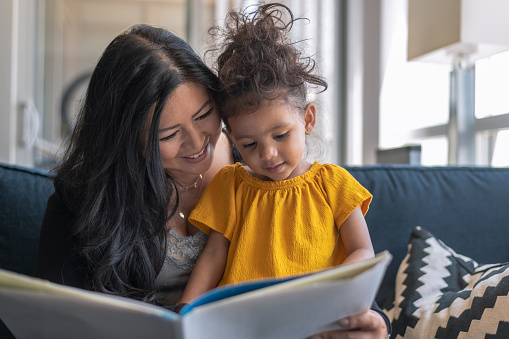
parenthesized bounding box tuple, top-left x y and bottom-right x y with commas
(210, 3, 328, 125)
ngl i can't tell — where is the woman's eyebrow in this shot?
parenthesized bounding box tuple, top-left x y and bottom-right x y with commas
(158, 100, 211, 133)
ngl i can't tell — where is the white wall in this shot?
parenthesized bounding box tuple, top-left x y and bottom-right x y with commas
(0, 0, 39, 166)
(0, 0, 18, 164)
(344, 0, 381, 165)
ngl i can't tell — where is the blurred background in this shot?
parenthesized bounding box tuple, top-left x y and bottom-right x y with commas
(1, 0, 509, 169)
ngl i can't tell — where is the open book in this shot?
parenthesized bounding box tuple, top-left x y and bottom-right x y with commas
(0, 251, 391, 339)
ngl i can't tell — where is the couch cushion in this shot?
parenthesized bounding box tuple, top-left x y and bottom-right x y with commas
(385, 226, 509, 338)
(345, 165, 509, 304)
(0, 163, 53, 276)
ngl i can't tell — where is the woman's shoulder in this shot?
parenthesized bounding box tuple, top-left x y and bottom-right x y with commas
(44, 190, 75, 216)
(35, 191, 85, 287)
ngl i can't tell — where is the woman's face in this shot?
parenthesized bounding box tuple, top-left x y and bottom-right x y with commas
(156, 82, 222, 182)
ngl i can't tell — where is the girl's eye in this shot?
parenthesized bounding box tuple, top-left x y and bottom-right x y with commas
(274, 132, 289, 140)
(196, 109, 213, 121)
(243, 141, 256, 149)
(160, 131, 178, 141)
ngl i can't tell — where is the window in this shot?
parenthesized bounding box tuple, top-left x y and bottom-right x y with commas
(475, 51, 509, 167)
(379, 1, 509, 167)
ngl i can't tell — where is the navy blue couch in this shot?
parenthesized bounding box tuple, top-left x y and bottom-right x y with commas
(1, 162, 509, 337)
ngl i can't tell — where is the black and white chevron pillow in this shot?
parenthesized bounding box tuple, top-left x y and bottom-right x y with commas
(384, 226, 509, 338)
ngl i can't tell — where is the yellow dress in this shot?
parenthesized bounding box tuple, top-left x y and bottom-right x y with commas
(188, 162, 372, 287)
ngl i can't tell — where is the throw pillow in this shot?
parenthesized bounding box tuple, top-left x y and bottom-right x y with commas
(384, 226, 509, 338)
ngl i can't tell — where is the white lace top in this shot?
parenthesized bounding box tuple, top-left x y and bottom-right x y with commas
(153, 228, 207, 306)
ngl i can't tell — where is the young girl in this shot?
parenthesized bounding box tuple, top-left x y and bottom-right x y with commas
(180, 3, 375, 304)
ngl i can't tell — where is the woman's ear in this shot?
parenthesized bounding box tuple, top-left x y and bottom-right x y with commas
(303, 103, 316, 135)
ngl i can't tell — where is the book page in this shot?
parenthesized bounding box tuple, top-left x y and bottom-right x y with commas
(0, 269, 182, 339)
(183, 251, 390, 312)
(182, 251, 391, 339)
(0, 268, 165, 315)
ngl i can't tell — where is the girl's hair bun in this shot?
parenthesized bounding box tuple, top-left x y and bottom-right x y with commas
(211, 3, 327, 119)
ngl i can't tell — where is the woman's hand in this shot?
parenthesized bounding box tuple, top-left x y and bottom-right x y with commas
(309, 310, 388, 339)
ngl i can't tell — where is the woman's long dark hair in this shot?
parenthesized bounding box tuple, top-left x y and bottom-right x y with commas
(53, 24, 219, 302)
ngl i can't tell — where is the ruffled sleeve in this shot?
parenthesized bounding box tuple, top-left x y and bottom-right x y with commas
(320, 164, 372, 229)
(188, 165, 237, 240)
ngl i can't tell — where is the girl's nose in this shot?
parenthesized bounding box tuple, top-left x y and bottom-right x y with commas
(259, 144, 277, 160)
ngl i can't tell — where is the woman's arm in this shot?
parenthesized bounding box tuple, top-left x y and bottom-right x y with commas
(338, 206, 375, 266)
(179, 229, 230, 304)
(34, 192, 87, 288)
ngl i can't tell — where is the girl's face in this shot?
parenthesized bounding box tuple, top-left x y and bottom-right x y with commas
(156, 82, 222, 183)
(227, 99, 316, 181)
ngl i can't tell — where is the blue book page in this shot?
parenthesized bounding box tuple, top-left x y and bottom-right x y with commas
(180, 276, 298, 315)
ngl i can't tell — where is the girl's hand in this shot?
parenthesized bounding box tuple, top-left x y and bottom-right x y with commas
(309, 310, 388, 339)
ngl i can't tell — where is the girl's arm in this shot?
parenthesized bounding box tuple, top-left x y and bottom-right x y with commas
(338, 206, 375, 266)
(179, 229, 230, 304)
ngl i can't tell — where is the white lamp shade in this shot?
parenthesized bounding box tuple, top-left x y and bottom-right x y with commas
(408, 0, 509, 63)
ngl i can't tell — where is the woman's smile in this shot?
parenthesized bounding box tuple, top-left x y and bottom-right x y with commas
(182, 140, 209, 163)
(186, 146, 206, 159)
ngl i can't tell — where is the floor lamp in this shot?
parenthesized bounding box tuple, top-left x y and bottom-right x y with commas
(407, 0, 509, 165)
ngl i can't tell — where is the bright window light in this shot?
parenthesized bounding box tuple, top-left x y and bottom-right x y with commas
(419, 137, 448, 166)
(475, 50, 509, 119)
(491, 130, 509, 167)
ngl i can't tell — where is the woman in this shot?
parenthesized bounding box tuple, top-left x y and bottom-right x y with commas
(35, 24, 390, 338)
